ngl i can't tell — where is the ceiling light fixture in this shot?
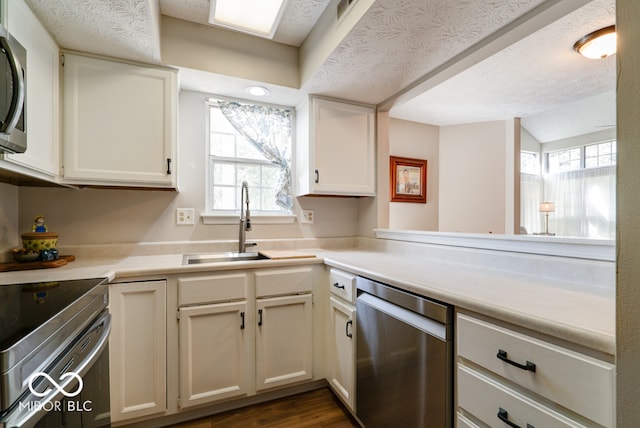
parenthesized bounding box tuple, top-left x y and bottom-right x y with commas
(573, 25, 616, 59)
(245, 86, 270, 97)
(209, 0, 288, 39)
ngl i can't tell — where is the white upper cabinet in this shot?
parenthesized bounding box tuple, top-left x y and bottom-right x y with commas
(3, 0, 59, 179)
(61, 52, 177, 188)
(296, 96, 375, 196)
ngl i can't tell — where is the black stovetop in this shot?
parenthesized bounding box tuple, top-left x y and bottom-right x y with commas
(0, 277, 108, 352)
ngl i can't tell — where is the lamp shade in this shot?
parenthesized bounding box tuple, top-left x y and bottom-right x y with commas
(573, 26, 616, 59)
(539, 202, 555, 213)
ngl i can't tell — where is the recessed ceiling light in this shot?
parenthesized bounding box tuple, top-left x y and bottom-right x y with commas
(573, 25, 616, 59)
(209, 0, 288, 39)
(245, 86, 270, 97)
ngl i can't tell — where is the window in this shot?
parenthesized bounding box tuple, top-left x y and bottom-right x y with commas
(546, 140, 616, 174)
(585, 140, 616, 168)
(207, 99, 293, 215)
(521, 140, 617, 238)
(547, 147, 581, 174)
(521, 151, 540, 175)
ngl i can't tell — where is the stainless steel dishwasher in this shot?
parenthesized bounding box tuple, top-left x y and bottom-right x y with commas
(355, 276, 453, 427)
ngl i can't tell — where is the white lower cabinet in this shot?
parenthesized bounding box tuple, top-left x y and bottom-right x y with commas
(178, 301, 251, 408)
(456, 312, 615, 428)
(176, 266, 314, 409)
(327, 268, 356, 412)
(109, 280, 167, 423)
(328, 296, 355, 410)
(256, 294, 313, 390)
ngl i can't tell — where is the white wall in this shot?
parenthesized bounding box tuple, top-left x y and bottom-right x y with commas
(388, 118, 439, 230)
(15, 90, 360, 246)
(541, 128, 616, 153)
(521, 126, 541, 153)
(439, 120, 515, 234)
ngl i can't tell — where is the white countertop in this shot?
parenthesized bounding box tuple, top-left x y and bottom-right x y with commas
(0, 244, 614, 355)
(317, 247, 615, 355)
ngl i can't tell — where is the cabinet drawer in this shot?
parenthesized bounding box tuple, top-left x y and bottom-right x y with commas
(456, 412, 482, 428)
(457, 313, 614, 427)
(458, 364, 590, 428)
(178, 273, 248, 306)
(255, 267, 312, 297)
(329, 269, 355, 303)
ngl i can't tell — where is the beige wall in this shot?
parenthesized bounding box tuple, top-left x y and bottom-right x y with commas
(616, 0, 640, 424)
(439, 120, 515, 234)
(0, 183, 19, 262)
(388, 118, 439, 231)
(13, 90, 360, 246)
(161, 16, 299, 88)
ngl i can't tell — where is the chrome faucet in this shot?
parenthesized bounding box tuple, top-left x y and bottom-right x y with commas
(239, 181, 256, 253)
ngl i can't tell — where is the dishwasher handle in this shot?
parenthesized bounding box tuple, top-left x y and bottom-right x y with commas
(357, 292, 447, 341)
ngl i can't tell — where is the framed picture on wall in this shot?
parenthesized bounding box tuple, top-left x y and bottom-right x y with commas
(390, 156, 427, 203)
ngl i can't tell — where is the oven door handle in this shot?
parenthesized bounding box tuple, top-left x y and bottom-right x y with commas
(2, 311, 111, 428)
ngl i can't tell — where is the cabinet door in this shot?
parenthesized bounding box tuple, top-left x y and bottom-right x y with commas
(4, 0, 59, 178)
(329, 297, 355, 410)
(178, 301, 252, 409)
(297, 97, 375, 196)
(62, 53, 177, 187)
(256, 294, 313, 390)
(109, 280, 166, 422)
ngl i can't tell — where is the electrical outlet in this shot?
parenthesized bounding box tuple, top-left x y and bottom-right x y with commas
(300, 209, 315, 224)
(176, 208, 195, 225)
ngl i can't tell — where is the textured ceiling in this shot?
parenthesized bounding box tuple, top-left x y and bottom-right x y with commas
(24, 0, 162, 62)
(23, 0, 615, 142)
(389, 0, 616, 142)
(302, 0, 548, 103)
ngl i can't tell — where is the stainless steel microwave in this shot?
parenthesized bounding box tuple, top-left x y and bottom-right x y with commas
(0, 24, 26, 154)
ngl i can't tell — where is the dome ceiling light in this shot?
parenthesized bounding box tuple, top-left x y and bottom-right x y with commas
(245, 86, 270, 97)
(573, 25, 616, 59)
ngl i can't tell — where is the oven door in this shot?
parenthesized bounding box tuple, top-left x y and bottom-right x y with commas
(1, 311, 111, 428)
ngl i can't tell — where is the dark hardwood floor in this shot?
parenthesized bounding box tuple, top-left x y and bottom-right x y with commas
(169, 388, 360, 428)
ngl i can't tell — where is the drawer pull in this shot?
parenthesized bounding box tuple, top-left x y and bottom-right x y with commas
(346, 320, 353, 338)
(497, 407, 534, 428)
(240, 312, 245, 330)
(333, 282, 346, 290)
(497, 349, 536, 372)
(258, 309, 263, 326)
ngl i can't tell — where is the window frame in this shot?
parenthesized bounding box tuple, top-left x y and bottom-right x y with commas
(202, 97, 296, 225)
(544, 139, 616, 175)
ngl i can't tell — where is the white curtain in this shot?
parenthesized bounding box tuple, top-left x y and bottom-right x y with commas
(543, 166, 616, 238)
(218, 100, 293, 210)
(520, 173, 543, 234)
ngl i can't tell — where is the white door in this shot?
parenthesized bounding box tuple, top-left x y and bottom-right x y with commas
(109, 280, 166, 422)
(178, 301, 251, 408)
(311, 98, 375, 195)
(329, 297, 355, 410)
(256, 294, 313, 390)
(62, 53, 176, 187)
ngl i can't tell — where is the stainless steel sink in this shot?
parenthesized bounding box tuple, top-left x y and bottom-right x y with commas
(182, 251, 268, 265)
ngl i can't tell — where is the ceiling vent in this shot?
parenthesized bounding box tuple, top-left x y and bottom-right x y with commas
(337, 0, 357, 21)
